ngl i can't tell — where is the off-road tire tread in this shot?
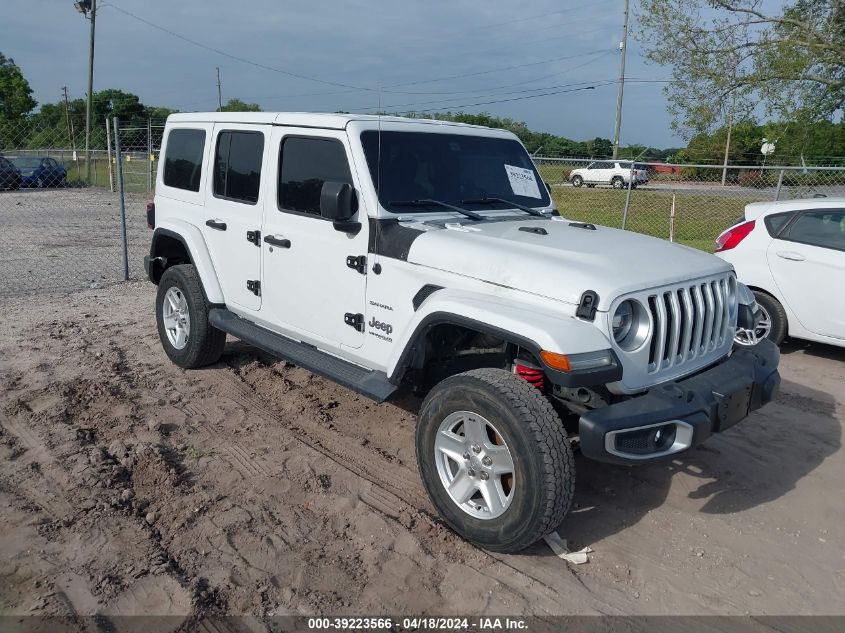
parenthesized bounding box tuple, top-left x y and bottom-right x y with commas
(419, 368, 574, 552)
(157, 264, 226, 368)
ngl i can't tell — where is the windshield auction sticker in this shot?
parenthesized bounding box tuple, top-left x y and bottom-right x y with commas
(503, 164, 542, 199)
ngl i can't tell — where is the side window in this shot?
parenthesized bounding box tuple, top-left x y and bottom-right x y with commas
(781, 210, 845, 251)
(279, 137, 352, 216)
(587, 162, 596, 170)
(764, 212, 794, 237)
(213, 130, 264, 204)
(163, 128, 206, 192)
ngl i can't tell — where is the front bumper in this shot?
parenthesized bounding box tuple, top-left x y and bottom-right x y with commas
(579, 339, 780, 465)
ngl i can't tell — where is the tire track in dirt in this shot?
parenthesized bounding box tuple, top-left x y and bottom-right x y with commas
(1, 417, 76, 520)
(202, 362, 618, 614)
(135, 326, 618, 614)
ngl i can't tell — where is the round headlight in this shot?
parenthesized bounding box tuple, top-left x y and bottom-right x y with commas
(612, 299, 650, 351)
(612, 300, 634, 343)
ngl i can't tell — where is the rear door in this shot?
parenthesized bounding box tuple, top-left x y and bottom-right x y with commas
(261, 128, 369, 349)
(201, 124, 268, 311)
(767, 208, 845, 339)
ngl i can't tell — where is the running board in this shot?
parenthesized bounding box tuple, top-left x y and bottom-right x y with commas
(209, 308, 397, 402)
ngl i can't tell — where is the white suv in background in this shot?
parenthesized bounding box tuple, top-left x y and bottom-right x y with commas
(716, 197, 845, 348)
(569, 161, 649, 189)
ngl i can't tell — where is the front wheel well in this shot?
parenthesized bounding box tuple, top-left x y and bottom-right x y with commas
(394, 318, 542, 391)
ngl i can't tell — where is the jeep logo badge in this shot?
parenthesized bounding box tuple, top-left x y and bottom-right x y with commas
(368, 317, 393, 335)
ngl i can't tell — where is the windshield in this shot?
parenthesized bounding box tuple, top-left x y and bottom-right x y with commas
(13, 157, 41, 168)
(360, 131, 550, 213)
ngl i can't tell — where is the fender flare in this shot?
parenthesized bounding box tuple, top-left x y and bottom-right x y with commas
(150, 221, 224, 304)
(387, 289, 620, 387)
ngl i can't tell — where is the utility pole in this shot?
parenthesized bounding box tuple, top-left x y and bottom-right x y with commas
(74, 0, 97, 184)
(216, 67, 223, 111)
(62, 86, 77, 158)
(612, 0, 629, 160)
(721, 91, 736, 186)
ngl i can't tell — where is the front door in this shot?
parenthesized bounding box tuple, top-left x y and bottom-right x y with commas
(201, 124, 268, 312)
(767, 208, 845, 339)
(261, 128, 368, 349)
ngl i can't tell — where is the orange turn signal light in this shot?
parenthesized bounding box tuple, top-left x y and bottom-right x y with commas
(539, 350, 572, 372)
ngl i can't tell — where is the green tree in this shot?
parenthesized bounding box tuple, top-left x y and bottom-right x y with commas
(637, 0, 845, 138)
(0, 53, 36, 120)
(219, 98, 262, 112)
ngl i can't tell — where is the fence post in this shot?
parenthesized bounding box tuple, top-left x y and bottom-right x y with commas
(148, 118, 153, 192)
(621, 170, 635, 230)
(105, 117, 114, 192)
(774, 169, 785, 201)
(113, 117, 130, 282)
(669, 194, 676, 242)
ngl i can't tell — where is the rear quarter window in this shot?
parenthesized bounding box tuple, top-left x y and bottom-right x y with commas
(163, 129, 206, 192)
(764, 212, 794, 237)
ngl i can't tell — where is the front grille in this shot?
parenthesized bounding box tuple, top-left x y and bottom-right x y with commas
(646, 276, 733, 373)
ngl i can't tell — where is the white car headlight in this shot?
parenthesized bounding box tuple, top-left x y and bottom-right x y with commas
(612, 299, 650, 351)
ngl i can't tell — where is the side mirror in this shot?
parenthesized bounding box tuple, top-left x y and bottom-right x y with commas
(320, 181, 359, 233)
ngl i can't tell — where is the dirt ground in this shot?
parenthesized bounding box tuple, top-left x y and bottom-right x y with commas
(1, 282, 844, 624)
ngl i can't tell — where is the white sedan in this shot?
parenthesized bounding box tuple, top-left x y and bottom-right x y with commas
(715, 197, 845, 348)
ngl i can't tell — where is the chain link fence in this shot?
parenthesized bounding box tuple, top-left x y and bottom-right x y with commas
(2, 115, 844, 297)
(0, 118, 157, 297)
(535, 157, 845, 251)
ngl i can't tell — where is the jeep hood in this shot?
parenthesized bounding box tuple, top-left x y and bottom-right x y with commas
(406, 218, 732, 310)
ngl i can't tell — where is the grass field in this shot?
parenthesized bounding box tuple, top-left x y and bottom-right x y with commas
(549, 186, 756, 252)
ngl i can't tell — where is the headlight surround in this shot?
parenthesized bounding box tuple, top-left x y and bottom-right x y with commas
(612, 301, 634, 343)
(612, 299, 650, 351)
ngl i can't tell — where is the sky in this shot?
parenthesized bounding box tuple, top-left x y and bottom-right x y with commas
(4, 0, 682, 148)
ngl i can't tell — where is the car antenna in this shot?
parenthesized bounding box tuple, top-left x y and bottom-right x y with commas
(374, 82, 383, 268)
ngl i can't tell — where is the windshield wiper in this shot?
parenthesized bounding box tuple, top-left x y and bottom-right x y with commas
(387, 199, 484, 221)
(461, 197, 546, 217)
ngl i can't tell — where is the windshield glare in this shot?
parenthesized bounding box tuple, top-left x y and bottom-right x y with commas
(360, 131, 550, 213)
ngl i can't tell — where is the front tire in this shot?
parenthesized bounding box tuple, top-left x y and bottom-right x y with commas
(416, 368, 574, 553)
(571, 175, 583, 187)
(156, 264, 226, 368)
(739, 291, 787, 346)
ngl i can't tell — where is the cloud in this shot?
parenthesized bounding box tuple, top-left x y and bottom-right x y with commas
(4, 0, 680, 146)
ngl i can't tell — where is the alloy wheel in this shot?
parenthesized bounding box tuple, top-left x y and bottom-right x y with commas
(162, 286, 191, 350)
(734, 304, 772, 346)
(434, 411, 515, 520)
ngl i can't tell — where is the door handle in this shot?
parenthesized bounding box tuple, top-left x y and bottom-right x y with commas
(776, 251, 805, 261)
(263, 235, 291, 248)
(205, 219, 227, 231)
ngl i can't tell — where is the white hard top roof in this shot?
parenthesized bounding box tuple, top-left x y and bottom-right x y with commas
(165, 111, 498, 132)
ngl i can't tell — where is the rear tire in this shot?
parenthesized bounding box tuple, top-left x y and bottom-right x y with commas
(753, 291, 788, 345)
(416, 368, 574, 553)
(156, 264, 226, 368)
(611, 176, 625, 189)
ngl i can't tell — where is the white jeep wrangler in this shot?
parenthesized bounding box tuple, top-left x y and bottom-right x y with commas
(145, 112, 780, 553)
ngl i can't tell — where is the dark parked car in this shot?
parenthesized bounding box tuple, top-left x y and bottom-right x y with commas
(14, 157, 67, 188)
(0, 156, 22, 190)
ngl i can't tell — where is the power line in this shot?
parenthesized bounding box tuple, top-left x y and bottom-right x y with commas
(104, 4, 374, 92)
(385, 48, 610, 89)
(371, 82, 616, 115)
